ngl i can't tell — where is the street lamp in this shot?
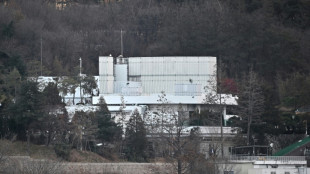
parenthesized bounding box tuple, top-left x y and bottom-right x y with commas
(79, 57, 82, 76)
(306, 120, 308, 135)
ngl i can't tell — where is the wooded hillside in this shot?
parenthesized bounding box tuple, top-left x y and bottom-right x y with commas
(1, 0, 310, 138)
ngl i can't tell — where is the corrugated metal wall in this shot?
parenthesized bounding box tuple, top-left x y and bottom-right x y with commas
(99, 56, 114, 94)
(114, 64, 128, 82)
(127, 57, 216, 95)
(114, 81, 142, 95)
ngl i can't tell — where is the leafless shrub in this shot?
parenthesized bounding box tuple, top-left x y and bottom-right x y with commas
(0, 140, 11, 173)
(3, 157, 63, 174)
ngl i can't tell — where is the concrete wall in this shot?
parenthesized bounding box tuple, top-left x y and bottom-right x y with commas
(62, 162, 173, 174)
(5, 156, 174, 174)
(248, 168, 306, 174)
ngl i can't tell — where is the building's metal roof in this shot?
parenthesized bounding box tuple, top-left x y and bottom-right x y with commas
(92, 94, 237, 105)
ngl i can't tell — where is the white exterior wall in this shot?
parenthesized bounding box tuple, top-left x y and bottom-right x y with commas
(127, 57, 216, 95)
(229, 157, 307, 174)
(248, 168, 306, 174)
(114, 64, 127, 82)
(99, 56, 114, 94)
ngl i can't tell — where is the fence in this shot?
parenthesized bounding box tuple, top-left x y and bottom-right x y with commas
(229, 155, 306, 162)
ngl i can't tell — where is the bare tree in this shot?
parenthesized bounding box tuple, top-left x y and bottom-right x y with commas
(117, 95, 127, 157)
(203, 63, 231, 158)
(145, 92, 203, 174)
(237, 68, 264, 145)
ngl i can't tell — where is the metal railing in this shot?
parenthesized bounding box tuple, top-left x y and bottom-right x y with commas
(229, 156, 306, 162)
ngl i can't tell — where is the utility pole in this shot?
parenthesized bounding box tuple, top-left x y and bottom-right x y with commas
(40, 36, 42, 76)
(79, 57, 83, 103)
(218, 60, 224, 158)
(121, 29, 123, 56)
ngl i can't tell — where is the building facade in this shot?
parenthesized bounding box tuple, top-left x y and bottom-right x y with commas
(94, 56, 237, 116)
(93, 56, 238, 157)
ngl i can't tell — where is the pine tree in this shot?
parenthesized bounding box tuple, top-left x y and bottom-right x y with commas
(124, 109, 148, 162)
(42, 82, 62, 106)
(81, 75, 97, 102)
(10, 81, 43, 140)
(72, 111, 98, 151)
(66, 77, 79, 105)
(52, 57, 68, 76)
(96, 97, 122, 143)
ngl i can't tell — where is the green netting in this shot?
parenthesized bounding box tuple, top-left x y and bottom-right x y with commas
(273, 136, 310, 156)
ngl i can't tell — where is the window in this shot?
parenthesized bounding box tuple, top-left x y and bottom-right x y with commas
(224, 171, 234, 174)
(271, 172, 276, 174)
(271, 164, 278, 168)
(129, 76, 141, 82)
(284, 172, 290, 174)
(175, 84, 201, 96)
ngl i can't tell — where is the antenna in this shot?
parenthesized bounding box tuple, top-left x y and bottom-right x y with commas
(40, 36, 42, 76)
(121, 29, 123, 56)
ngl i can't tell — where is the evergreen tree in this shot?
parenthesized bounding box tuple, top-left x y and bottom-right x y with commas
(66, 77, 79, 105)
(81, 76, 97, 96)
(96, 97, 121, 143)
(277, 72, 310, 109)
(72, 111, 98, 151)
(52, 57, 68, 76)
(1, 67, 21, 101)
(9, 81, 43, 140)
(124, 109, 148, 162)
(26, 60, 50, 77)
(2, 21, 14, 38)
(42, 82, 62, 105)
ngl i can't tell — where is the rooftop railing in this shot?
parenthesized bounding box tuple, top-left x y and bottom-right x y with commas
(229, 156, 306, 162)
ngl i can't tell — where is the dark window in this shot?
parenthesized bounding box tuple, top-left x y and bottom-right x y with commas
(224, 171, 234, 174)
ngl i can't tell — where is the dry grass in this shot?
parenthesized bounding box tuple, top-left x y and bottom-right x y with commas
(0, 139, 111, 162)
(69, 149, 110, 163)
(0, 139, 57, 160)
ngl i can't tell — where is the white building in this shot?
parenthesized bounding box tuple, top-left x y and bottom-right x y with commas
(229, 156, 307, 174)
(92, 56, 239, 157)
(93, 56, 237, 118)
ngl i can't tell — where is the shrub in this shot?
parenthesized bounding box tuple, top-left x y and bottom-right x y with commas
(54, 144, 71, 160)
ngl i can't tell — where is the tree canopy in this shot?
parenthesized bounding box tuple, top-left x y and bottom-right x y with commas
(124, 110, 148, 162)
(96, 97, 122, 143)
